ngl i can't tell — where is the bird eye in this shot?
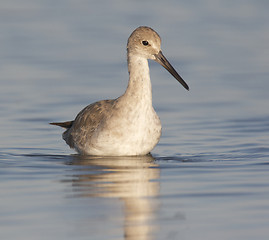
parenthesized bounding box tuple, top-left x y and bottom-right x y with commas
(142, 40, 149, 46)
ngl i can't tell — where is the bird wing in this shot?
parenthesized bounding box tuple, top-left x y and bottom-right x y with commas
(62, 99, 116, 149)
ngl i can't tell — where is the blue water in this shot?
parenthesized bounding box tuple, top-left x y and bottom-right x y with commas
(1, 1, 269, 240)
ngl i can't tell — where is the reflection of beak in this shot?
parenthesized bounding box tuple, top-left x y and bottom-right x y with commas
(154, 51, 189, 90)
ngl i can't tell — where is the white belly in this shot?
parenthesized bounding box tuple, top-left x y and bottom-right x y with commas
(75, 106, 162, 156)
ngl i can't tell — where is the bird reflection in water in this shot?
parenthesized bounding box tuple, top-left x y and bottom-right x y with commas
(68, 154, 160, 240)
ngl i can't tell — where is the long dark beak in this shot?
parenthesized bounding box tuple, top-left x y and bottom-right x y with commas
(154, 51, 189, 90)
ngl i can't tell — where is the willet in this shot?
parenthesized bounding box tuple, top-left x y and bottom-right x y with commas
(50, 26, 189, 156)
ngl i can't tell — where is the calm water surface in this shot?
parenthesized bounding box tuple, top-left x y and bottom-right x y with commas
(1, 1, 269, 240)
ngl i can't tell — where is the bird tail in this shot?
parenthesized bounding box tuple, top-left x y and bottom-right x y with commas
(50, 121, 74, 129)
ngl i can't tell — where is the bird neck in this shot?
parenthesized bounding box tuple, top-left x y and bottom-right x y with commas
(123, 54, 152, 104)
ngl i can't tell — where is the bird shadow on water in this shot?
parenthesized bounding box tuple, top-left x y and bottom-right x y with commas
(64, 153, 161, 240)
(61, 153, 207, 239)
(61, 152, 207, 240)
